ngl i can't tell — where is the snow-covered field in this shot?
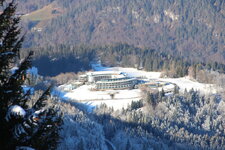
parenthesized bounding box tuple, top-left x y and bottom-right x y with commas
(91, 63, 216, 93)
(56, 63, 216, 110)
(159, 77, 216, 94)
(58, 84, 142, 110)
(91, 63, 161, 79)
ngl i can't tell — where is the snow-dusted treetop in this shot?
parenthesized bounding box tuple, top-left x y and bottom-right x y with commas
(10, 66, 19, 74)
(16, 146, 35, 150)
(26, 67, 38, 75)
(6, 105, 26, 121)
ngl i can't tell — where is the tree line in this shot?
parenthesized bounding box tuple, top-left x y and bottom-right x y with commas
(21, 43, 225, 85)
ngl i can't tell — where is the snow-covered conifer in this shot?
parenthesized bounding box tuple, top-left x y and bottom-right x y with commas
(0, 1, 62, 149)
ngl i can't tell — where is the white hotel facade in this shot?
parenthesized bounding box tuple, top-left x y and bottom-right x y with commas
(79, 71, 137, 90)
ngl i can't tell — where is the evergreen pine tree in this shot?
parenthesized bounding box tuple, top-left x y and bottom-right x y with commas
(0, 1, 61, 149)
(125, 139, 131, 150)
(173, 85, 179, 95)
(161, 88, 165, 97)
(77, 138, 85, 150)
(146, 92, 157, 109)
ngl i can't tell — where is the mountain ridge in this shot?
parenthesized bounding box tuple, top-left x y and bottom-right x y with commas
(18, 0, 225, 64)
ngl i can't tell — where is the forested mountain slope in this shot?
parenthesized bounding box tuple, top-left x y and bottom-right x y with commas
(18, 0, 225, 64)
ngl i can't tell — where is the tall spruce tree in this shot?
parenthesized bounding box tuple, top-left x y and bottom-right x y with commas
(0, 1, 61, 149)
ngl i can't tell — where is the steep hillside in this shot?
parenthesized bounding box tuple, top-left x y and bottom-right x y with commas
(20, 0, 225, 64)
(16, 0, 54, 13)
(22, 2, 63, 21)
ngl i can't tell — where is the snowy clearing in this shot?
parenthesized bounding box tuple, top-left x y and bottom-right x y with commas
(159, 77, 216, 94)
(56, 63, 217, 110)
(59, 85, 142, 110)
(91, 63, 161, 79)
(91, 63, 216, 94)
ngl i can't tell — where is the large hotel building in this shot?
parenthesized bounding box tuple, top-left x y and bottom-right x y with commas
(79, 71, 137, 90)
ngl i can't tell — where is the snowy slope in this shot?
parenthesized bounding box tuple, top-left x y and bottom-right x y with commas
(159, 77, 216, 94)
(91, 63, 161, 78)
(27, 67, 38, 75)
(57, 63, 217, 110)
(60, 85, 142, 110)
(92, 63, 216, 94)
